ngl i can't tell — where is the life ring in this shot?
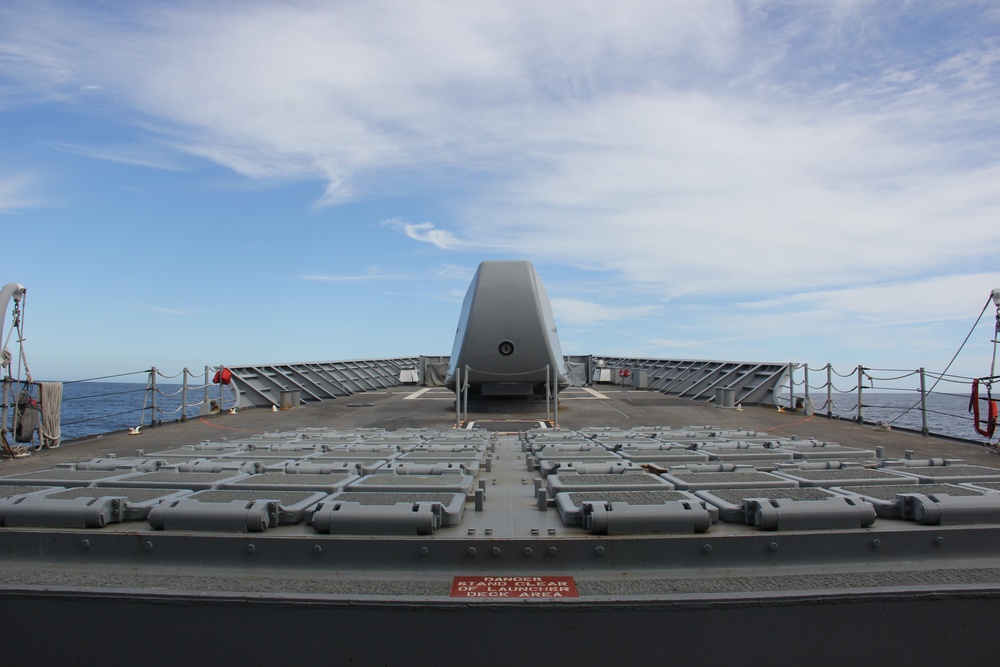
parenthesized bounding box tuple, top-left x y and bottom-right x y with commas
(969, 378, 998, 438)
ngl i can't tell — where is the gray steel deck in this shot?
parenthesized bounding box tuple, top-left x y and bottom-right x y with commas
(2, 385, 1000, 664)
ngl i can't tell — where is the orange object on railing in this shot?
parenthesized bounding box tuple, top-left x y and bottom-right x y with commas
(212, 367, 232, 386)
(969, 378, 998, 438)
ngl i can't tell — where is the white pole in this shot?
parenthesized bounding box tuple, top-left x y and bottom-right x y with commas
(455, 366, 462, 428)
(554, 368, 559, 428)
(463, 365, 469, 422)
(545, 364, 551, 422)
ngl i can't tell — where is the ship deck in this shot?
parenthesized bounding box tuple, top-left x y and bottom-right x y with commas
(3, 385, 1000, 664)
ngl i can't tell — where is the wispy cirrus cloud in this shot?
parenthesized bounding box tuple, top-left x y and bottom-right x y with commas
(551, 298, 658, 326)
(44, 141, 187, 171)
(432, 264, 476, 282)
(297, 268, 405, 282)
(0, 173, 38, 212)
(382, 219, 466, 250)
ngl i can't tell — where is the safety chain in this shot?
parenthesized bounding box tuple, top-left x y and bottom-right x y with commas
(864, 370, 919, 382)
(465, 365, 553, 378)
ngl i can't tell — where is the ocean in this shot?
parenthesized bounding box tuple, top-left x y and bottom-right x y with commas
(5, 380, 991, 446)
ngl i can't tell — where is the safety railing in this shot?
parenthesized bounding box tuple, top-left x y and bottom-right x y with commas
(2, 366, 240, 445)
(452, 364, 561, 427)
(8, 361, 995, 446)
(782, 363, 994, 444)
(145, 366, 241, 427)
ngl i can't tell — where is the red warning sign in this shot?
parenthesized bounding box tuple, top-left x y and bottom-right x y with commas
(450, 576, 579, 598)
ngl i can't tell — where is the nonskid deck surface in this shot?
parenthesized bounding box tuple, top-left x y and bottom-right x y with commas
(2, 385, 1000, 602)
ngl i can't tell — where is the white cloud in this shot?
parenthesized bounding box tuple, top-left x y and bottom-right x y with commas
(298, 270, 404, 282)
(383, 219, 465, 250)
(453, 90, 1000, 297)
(44, 141, 186, 171)
(741, 273, 1000, 323)
(432, 264, 476, 282)
(0, 173, 37, 212)
(551, 298, 658, 326)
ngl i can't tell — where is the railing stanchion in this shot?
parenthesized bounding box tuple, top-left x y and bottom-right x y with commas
(204, 365, 210, 413)
(920, 367, 928, 436)
(463, 365, 469, 422)
(856, 365, 864, 424)
(553, 367, 559, 429)
(545, 364, 551, 422)
(149, 367, 157, 428)
(826, 364, 833, 418)
(455, 366, 461, 428)
(181, 368, 188, 423)
(804, 364, 810, 412)
(788, 363, 795, 410)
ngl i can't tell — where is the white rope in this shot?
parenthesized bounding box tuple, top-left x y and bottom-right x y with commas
(38, 381, 61, 448)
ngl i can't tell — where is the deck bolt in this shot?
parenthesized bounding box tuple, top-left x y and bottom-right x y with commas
(80, 539, 90, 549)
(312, 544, 323, 555)
(702, 543, 712, 554)
(523, 547, 533, 556)
(595, 546, 606, 556)
(548, 546, 558, 556)
(143, 541, 154, 551)
(871, 539, 882, 549)
(492, 547, 502, 557)
(935, 536, 945, 546)
(467, 547, 477, 556)
(419, 546, 430, 556)
(246, 543, 256, 554)
(769, 542, 779, 552)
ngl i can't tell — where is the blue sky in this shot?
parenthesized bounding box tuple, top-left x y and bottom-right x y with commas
(2, 0, 1000, 385)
